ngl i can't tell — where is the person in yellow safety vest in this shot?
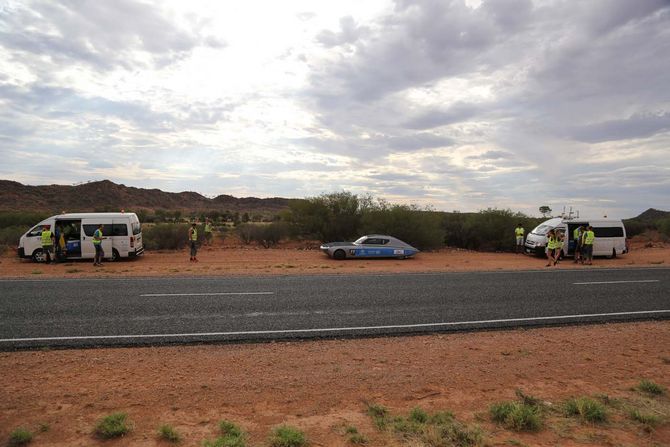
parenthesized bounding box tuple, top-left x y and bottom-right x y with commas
(93, 224, 105, 266)
(204, 219, 213, 246)
(514, 223, 525, 254)
(189, 222, 199, 262)
(573, 225, 584, 264)
(40, 224, 55, 264)
(554, 230, 565, 266)
(582, 225, 595, 265)
(545, 229, 557, 267)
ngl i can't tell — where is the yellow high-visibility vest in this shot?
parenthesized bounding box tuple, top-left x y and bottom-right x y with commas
(515, 227, 524, 237)
(584, 230, 595, 245)
(190, 228, 198, 241)
(41, 230, 53, 246)
(547, 236, 556, 250)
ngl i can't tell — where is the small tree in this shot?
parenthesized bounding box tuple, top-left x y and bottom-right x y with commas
(539, 206, 552, 218)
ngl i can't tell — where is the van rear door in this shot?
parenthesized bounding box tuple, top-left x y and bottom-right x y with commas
(81, 220, 113, 259)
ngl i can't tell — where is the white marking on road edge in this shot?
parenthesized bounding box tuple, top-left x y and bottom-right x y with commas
(139, 292, 274, 297)
(2, 309, 669, 343)
(573, 280, 660, 285)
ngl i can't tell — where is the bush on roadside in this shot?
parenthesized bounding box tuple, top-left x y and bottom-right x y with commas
(94, 412, 131, 439)
(361, 203, 445, 250)
(563, 397, 607, 423)
(490, 400, 543, 431)
(8, 427, 33, 446)
(142, 223, 190, 250)
(0, 225, 25, 251)
(268, 425, 307, 447)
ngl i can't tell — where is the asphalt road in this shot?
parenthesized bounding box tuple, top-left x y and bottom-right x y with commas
(0, 267, 668, 349)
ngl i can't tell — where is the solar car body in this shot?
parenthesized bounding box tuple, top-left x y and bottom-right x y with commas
(320, 235, 419, 260)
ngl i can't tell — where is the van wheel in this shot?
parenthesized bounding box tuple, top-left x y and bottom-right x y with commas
(333, 249, 346, 260)
(111, 249, 120, 262)
(32, 249, 46, 263)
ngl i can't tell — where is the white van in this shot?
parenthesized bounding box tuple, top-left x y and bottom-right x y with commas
(524, 217, 627, 258)
(18, 212, 144, 262)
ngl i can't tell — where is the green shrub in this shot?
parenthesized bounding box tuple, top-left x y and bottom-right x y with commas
(219, 420, 243, 438)
(94, 412, 131, 439)
(636, 379, 666, 396)
(564, 397, 607, 423)
(8, 427, 33, 446)
(409, 407, 429, 423)
(490, 401, 542, 431)
(158, 424, 181, 442)
(361, 204, 445, 250)
(202, 420, 246, 447)
(445, 209, 542, 252)
(629, 409, 661, 428)
(238, 222, 290, 248)
(142, 223, 190, 250)
(0, 211, 49, 229)
(268, 425, 307, 447)
(366, 403, 390, 430)
(0, 225, 25, 250)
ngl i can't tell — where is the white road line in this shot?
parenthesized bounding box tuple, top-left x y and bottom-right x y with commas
(139, 292, 274, 297)
(1, 309, 669, 343)
(573, 280, 660, 285)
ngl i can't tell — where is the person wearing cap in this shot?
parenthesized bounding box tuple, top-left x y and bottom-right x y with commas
(40, 224, 55, 264)
(189, 222, 199, 262)
(514, 223, 525, 254)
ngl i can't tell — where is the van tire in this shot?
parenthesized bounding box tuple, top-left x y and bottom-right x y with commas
(32, 248, 46, 263)
(111, 249, 120, 262)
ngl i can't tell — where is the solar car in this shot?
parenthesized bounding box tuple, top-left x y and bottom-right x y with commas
(320, 234, 419, 260)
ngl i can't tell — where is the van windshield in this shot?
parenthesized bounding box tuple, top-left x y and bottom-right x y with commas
(531, 224, 553, 235)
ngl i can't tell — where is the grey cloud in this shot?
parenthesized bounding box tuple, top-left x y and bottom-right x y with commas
(0, 0, 225, 71)
(404, 102, 482, 130)
(467, 150, 512, 160)
(316, 16, 368, 48)
(569, 112, 670, 143)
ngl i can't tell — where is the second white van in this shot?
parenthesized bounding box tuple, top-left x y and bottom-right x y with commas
(524, 217, 627, 258)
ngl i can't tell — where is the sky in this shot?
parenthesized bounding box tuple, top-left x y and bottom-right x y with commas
(0, 0, 669, 218)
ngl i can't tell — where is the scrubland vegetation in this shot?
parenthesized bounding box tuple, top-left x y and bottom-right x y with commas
(1, 193, 668, 253)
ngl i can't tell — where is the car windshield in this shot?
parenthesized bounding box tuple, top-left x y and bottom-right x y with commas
(531, 224, 553, 235)
(353, 236, 367, 245)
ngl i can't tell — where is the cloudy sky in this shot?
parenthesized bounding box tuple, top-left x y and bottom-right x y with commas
(1, 0, 669, 217)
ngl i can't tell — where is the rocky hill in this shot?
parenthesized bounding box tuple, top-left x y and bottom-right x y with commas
(0, 180, 291, 214)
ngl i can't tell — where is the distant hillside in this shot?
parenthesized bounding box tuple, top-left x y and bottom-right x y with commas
(0, 180, 291, 214)
(631, 208, 670, 222)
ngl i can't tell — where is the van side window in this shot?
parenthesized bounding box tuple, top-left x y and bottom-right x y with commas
(593, 227, 624, 238)
(83, 225, 112, 237)
(27, 227, 42, 237)
(112, 224, 129, 236)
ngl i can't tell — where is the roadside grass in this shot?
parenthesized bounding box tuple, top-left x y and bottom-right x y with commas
(344, 426, 368, 445)
(37, 423, 50, 433)
(366, 403, 484, 446)
(94, 412, 131, 439)
(30, 270, 42, 275)
(635, 379, 666, 396)
(490, 396, 543, 432)
(563, 397, 608, 423)
(268, 425, 307, 447)
(65, 268, 81, 273)
(8, 428, 33, 446)
(203, 420, 246, 447)
(628, 409, 661, 431)
(158, 424, 181, 443)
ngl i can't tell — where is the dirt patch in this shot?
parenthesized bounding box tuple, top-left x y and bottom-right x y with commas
(1, 322, 669, 446)
(1, 238, 667, 279)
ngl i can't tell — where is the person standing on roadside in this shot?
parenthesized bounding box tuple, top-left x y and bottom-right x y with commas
(573, 225, 584, 263)
(41, 224, 55, 264)
(93, 224, 105, 266)
(204, 218, 213, 246)
(189, 222, 199, 262)
(514, 223, 525, 254)
(582, 225, 595, 265)
(554, 230, 565, 266)
(545, 229, 557, 267)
